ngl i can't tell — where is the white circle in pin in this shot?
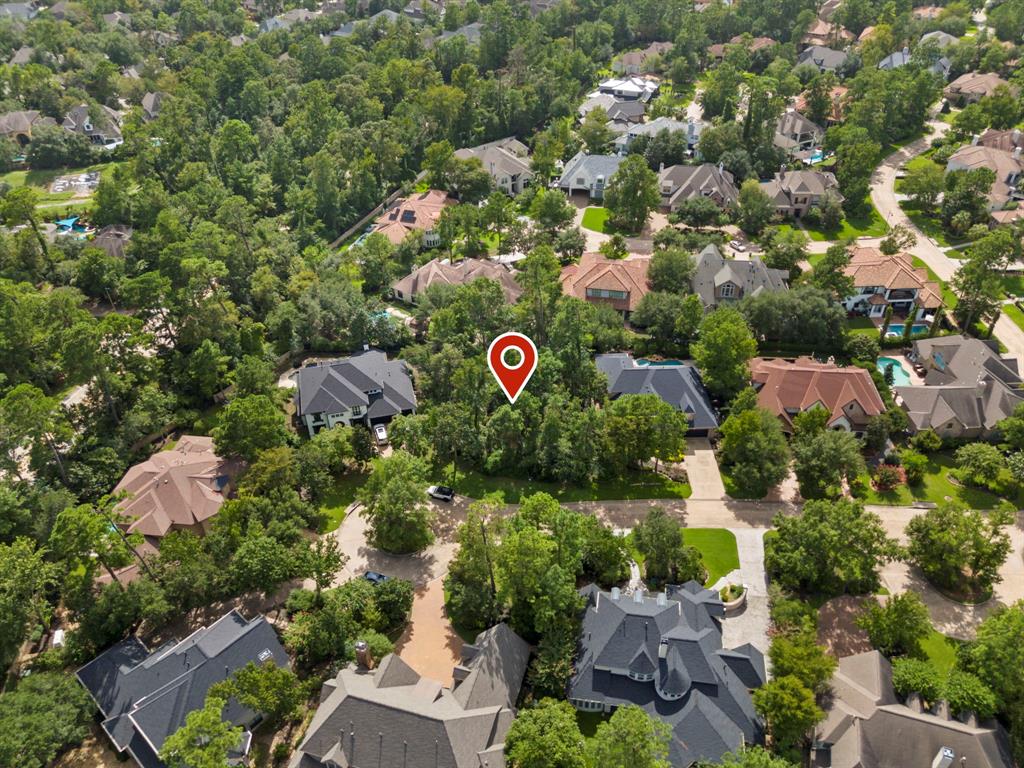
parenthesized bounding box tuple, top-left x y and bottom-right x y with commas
(501, 345, 526, 370)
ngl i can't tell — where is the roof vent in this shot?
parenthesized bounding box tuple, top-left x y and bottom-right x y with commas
(931, 747, 954, 768)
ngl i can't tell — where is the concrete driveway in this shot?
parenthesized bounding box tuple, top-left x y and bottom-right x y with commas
(684, 438, 727, 500)
(393, 577, 465, 685)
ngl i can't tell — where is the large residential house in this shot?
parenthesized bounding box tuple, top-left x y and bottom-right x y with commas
(774, 111, 825, 157)
(325, 9, 404, 38)
(596, 354, 719, 436)
(594, 75, 660, 102)
(371, 189, 453, 247)
(560, 252, 651, 319)
(612, 41, 672, 74)
(750, 357, 886, 435)
(295, 349, 416, 436)
(794, 84, 849, 125)
(797, 45, 849, 72)
(289, 623, 530, 768)
(260, 7, 319, 32)
(800, 19, 853, 50)
(841, 248, 943, 322)
(946, 143, 1024, 210)
(658, 163, 739, 211)
(434, 20, 483, 46)
(896, 335, 1024, 439)
(557, 152, 625, 200)
(978, 127, 1024, 154)
(569, 583, 766, 767)
(391, 257, 522, 304)
(0, 109, 55, 145)
(944, 72, 1014, 105)
(111, 436, 236, 582)
(708, 35, 776, 62)
(140, 91, 167, 122)
(760, 169, 842, 218)
(814, 651, 1015, 768)
(77, 610, 290, 768)
(615, 116, 707, 155)
(920, 29, 958, 48)
(62, 103, 122, 146)
(0, 2, 37, 21)
(691, 243, 788, 308)
(454, 136, 532, 195)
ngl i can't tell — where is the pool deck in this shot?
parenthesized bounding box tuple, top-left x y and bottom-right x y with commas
(879, 354, 925, 387)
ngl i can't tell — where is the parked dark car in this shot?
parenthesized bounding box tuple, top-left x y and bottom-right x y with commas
(363, 571, 389, 585)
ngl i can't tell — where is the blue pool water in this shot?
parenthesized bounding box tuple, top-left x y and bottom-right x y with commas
(878, 357, 912, 386)
(885, 323, 929, 337)
(636, 359, 684, 366)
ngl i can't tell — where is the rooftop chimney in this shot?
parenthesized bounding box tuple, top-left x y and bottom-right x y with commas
(906, 692, 923, 712)
(610, 587, 621, 601)
(657, 592, 667, 606)
(935, 700, 952, 720)
(971, 134, 980, 146)
(1014, 147, 1021, 159)
(931, 747, 954, 768)
(355, 640, 374, 670)
(633, 588, 644, 604)
(902, 46, 910, 56)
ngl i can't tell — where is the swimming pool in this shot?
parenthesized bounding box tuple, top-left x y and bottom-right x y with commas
(885, 323, 929, 337)
(636, 359, 684, 366)
(877, 357, 911, 386)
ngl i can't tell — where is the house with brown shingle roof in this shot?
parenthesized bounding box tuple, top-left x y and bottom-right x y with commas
(814, 651, 1015, 768)
(944, 72, 1015, 105)
(560, 252, 651, 319)
(708, 35, 776, 62)
(750, 357, 886, 435)
(946, 144, 1024, 210)
(391, 257, 522, 304)
(800, 18, 853, 50)
(110, 436, 236, 581)
(0, 109, 56, 145)
(841, 248, 943, 323)
(612, 41, 673, 74)
(371, 189, 454, 248)
(978, 127, 1024, 154)
(760, 170, 843, 218)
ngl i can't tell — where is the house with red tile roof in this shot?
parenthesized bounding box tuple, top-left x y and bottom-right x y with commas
(371, 189, 454, 247)
(750, 357, 886, 435)
(559, 252, 651, 319)
(841, 247, 943, 323)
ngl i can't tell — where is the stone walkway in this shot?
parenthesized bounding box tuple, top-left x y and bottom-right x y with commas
(715, 528, 771, 657)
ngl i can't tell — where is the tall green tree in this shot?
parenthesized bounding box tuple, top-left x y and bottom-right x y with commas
(160, 696, 243, 768)
(586, 704, 671, 768)
(505, 699, 587, 768)
(357, 450, 434, 553)
(753, 676, 823, 752)
(691, 308, 757, 400)
(604, 155, 661, 234)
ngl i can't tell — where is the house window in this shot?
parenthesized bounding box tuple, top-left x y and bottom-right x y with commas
(586, 288, 628, 300)
(351, 406, 362, 416)
(720, 284, 736, 298)
(576, 177, 586, 185)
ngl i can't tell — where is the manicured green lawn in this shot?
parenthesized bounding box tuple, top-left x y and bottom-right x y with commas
(1003, 302, 1024, 333)
(453, 467, 691, 503)
(0, 161, 117, 205)
(856, 452, 1005, 508)
(1000, 274, 1024, 296)
(898, 202, 965, 248)
(921, 629, 961, 675)
(910, 255, 958, 309)
(318, 472, 368, 533)
(581, 206, 610, 233)
(796, 198, 888, 241)
(684, 528, 740, 586)
(848, 315, 880, 336)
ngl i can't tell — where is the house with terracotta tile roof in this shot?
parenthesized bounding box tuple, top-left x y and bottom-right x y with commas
(612, 41, 672, 74)
(800, 18, 854, 50)
(841, 248, 943, 323)
(391, 257, 522, 304)
(750, 357, 886, 435)
(793, 85, 849, 125)
(708, 35, 776, 62)
(944, 72, 1015, 105)
(371, 189, 454, 247)
(110, 436, 236, 581)
(560, 252, 651, 319)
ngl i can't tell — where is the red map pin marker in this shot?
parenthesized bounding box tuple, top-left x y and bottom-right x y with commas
(487, 332, 538, 405)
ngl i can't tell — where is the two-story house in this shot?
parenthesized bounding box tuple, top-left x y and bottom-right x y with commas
(658, 163, 739, 211)
(760, 169, 843, 218)
(454, 137, 532, 195)
(691, 243, 789, 308)
(62, 104, 122, 147)
(750, 357, 886, 435)
(557, 152, 625, 201)
(569, 583, 766, 767)
(774, 111, 825, 157)
(842, 247, 943, 323)
(615, 116, 708, 155)
(371, 189, 453, 247)
(294, 349, 417, 436)
(593, 75, 660, 102)
(560, 252, 651, 320)
(946, 143, 1024, 211)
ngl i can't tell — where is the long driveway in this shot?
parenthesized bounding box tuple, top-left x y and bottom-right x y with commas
(869, 118, 1024, 367)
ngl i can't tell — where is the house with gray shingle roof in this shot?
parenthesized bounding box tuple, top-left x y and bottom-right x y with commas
(0, 2, 37, 21)
(77, 610, 290, 768)
(557, 152, 625, 200)
(896, 335, 1024, 439)
(454, 136, 532, 195)
(596, 354, 719, 435)
(691, 243, 788, 308)
(614, 116, 707, 154)
(295, 349, 416, 436)
(814, 651, 1014, 768)
(797, 45, 849, 72)
(774, 111, 825, 157)
(290, 623, 529, 768)
(569, 583, 766, 767)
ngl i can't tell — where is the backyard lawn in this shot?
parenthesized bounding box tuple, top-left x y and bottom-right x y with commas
(452, 466, 691, 503)
(0, 161, 117, 206)
(317, 472, 368, 532)
(855, 452, 1008, 508)
(581, 206, 610, 233)
(847, 315, 879, 336)
(1004, 302, 1024, 333)
(779, 198, 888, 241)
(921, 629, 961, 675)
